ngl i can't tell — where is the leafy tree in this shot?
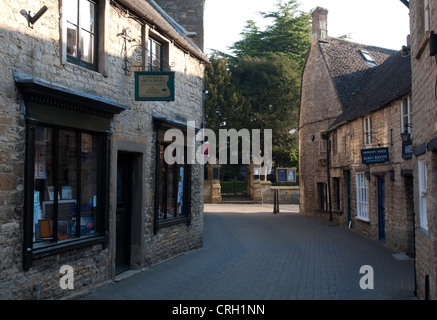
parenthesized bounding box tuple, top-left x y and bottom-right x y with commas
(230, 0, 311, 67)
(204, 0, 311, 172)
(230, 53, 300, 166)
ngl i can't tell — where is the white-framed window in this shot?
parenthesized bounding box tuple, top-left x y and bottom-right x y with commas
(356, 173, 369, 221)
(401, 95, 412, 135)
(364, 116, 372, 146)
(424, 0, 430, 33)
(418, 157, 428, 230)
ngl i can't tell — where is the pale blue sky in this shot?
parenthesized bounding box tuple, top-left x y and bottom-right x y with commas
(204, 0, 410, 55)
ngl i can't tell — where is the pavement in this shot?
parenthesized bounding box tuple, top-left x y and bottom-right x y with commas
(81, 203, 416, 301)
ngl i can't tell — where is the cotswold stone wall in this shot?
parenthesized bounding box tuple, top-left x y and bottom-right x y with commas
(0, 0, 205, 300)
(298, 43, 343, 218)
(410, 0, 437, 301)
(329, 101, 414, 255)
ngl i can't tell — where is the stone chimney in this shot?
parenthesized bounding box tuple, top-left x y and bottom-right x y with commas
(312, 7, 328, 43)
(153, 0, 205, 51)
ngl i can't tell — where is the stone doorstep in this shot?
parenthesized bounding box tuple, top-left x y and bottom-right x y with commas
(114, 269, 141, 282)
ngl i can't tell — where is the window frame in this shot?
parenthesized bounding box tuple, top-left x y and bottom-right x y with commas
(401, 95, 413, 135)
(147, 36, 164, 71)
(356, 173, 369, 221)
(359, 50, 377, 66)
(25, 121, 109, 258)
(418, 157, 428, 230)
(153, 122, 192, 234)
(363, 115, 373, 146)
(146, 29, 171, 72)
(62, 0, 99, 71)
(424, 0, 430, 33)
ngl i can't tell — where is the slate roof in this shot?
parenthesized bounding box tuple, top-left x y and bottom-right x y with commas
(317, 37, 411, 131)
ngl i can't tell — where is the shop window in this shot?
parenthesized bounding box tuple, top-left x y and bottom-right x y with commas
(155, 124, 191, 232)
(63, 0, 99, 71)
(32, 126, 105, 249)
(356, 173, 369, 221)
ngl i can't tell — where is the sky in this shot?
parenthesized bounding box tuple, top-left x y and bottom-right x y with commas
(204, 0, 410, 56)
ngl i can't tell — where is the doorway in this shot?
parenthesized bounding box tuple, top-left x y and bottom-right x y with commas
(377, 177, 386, 243)
(115, 152, 133, 274)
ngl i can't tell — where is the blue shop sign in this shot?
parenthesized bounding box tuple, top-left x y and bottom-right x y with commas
(361, 147, 389, 164)
(402, 141, 413, 159)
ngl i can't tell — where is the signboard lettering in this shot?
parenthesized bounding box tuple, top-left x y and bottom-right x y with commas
(135, 71, 175, 101)
(361, 147, 389, 164)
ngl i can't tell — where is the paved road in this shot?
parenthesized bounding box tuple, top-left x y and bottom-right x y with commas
(82, 203, 416, 300)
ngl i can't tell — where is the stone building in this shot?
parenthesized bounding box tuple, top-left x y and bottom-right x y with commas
(154, 0, 205, 51)
(0, 0, 208, 299)
(299, 8, 413, 255)
(409, 0, 437, 300)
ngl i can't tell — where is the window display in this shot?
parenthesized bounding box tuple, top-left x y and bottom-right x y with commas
(32, 126, 101, 246)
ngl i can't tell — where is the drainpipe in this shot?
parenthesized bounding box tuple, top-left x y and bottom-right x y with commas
(327, 139, 333, 221)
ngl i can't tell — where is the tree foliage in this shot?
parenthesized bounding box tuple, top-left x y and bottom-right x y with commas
(204, 0, 310, 169)
(230, 0, 311, 67)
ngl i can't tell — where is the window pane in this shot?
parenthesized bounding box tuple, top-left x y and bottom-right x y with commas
(80, 31, 94, 64)
(58, 130, 78, 240)
(177, 165, 184, 215)
(148, 38, 162, 71)
(158, 145, 165, 219)
(166, 164, 175, 218)
(34, 127, 54, 243)
(65, 0, 79, 25)
(67, 24, 78, 57)
(81, 133, 99, 235)
(80, 0, 95, 33)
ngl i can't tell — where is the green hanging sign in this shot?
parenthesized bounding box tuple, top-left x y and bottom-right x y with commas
(135, 71, 175, 101)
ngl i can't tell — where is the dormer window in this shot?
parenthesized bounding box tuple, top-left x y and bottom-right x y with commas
(359, 50, 377, 66)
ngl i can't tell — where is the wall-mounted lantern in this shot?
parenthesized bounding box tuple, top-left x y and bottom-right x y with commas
(401, 131, 411, 143)
(389, 168, 395, 182)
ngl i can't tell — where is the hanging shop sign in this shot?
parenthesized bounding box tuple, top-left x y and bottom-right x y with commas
(135, 71, 175, 101)
(402, 141, 413, 159)
(361, 147, 389, 164)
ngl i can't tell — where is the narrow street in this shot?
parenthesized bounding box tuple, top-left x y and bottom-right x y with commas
(83, 203, 416, 300)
